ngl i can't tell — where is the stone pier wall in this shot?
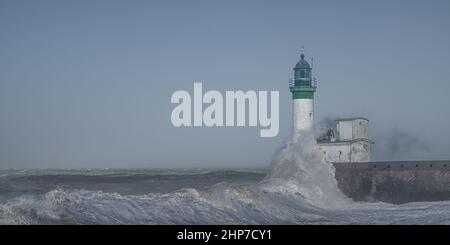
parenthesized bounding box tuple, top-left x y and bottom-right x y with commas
(333, 161, 450, 204)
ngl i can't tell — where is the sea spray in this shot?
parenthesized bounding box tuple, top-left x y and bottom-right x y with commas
(260, 130, 352, 209)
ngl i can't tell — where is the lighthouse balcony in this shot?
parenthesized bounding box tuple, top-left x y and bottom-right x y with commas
(289, 78, 317, 89)
(290, 87, 317, 93)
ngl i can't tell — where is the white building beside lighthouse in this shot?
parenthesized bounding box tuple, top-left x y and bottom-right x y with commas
(289, 51, 373, 163)
(317, 118, 373, 162)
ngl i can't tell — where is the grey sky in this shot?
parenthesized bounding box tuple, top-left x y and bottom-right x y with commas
(0, 0, 449, 169)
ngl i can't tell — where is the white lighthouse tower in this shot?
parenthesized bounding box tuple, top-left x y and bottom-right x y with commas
(290, 49, 317, 140)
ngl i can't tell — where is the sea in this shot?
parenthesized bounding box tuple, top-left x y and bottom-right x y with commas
(1, 133, 450, 224)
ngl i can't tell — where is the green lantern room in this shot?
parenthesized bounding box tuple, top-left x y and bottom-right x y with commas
(289, 52, 316, 100)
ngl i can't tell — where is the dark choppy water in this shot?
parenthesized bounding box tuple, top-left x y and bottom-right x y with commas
(0, 169, 264, 197)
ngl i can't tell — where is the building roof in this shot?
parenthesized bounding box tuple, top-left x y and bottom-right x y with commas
(317, 138, 374, 145)
(295, 53, 311, 69)
(335, 117, 369, 122)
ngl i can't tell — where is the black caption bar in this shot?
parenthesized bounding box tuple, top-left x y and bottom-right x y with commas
(1, 225, 450, 244)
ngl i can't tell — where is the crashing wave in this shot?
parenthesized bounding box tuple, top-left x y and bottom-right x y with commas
(260, 130, 352, 209)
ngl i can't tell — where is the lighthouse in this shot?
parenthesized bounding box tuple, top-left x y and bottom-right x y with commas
(290, 50, 316, 140)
